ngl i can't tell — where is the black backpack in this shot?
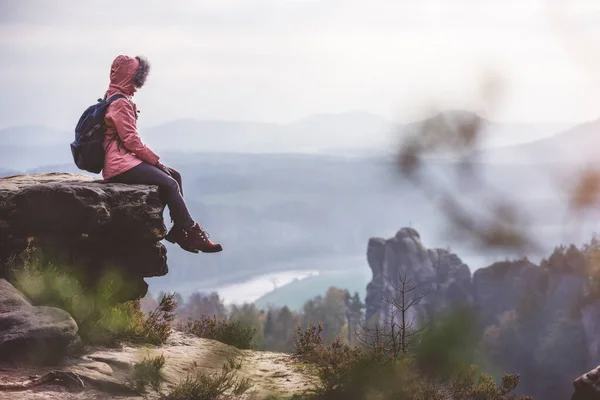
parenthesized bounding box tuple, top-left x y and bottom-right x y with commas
(70, 94, 125, 173)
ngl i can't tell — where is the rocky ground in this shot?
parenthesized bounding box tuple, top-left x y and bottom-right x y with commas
(0, 330, 317, 400)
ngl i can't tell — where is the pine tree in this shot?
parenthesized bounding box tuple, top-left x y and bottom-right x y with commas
(345, 291, 364, 344)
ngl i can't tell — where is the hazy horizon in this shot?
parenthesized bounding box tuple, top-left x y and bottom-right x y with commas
(0, 108, 581, 156)
(0, 108, 584, 132)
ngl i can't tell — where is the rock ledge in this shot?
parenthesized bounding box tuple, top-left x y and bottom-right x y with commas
(0, 173, 169, 300)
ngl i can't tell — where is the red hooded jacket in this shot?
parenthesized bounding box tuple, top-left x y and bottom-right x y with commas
(102, 55, 160, 180)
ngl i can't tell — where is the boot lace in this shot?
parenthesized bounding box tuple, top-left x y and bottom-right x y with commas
(199, 229, 211, 241)
(187, 224, 212, 242)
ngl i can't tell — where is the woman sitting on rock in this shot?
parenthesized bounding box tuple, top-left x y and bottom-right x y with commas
(102, 54, 222, 254)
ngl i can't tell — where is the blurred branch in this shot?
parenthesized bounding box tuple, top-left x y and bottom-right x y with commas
(396, 93, 540, 253)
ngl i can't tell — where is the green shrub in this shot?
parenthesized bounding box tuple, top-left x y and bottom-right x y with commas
(129, 354, 166, 393)
(74, 291, 176, 347)
(292, 322, 323, 360)
(8, 252, 176, 347)
(312, 338, 377, 396)
(445, 366, 532, 400)
(162, 357, 253, 400)
(142, 294, 178, 344)
(180, 315, 256, 350)
(294, 310, 533, 400)
(306, 352, 531, 400)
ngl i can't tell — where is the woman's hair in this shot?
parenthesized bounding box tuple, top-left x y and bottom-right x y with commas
(133, 56, 151, 88)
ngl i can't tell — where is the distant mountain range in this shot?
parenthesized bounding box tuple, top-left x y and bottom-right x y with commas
(0, 110, 582, 171)
(0, 125, 73, 171)
(479, 116, 600, 165)
(401, 110, 573, 150)
(140, 111, 396, 154)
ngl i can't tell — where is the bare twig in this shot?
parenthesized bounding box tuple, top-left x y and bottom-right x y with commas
(355, 270, 429, 359)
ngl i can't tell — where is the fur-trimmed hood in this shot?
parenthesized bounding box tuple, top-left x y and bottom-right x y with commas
(106, 55, 150, 97)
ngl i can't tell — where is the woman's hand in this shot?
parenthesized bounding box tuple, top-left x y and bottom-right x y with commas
(155, 161, 171, 176)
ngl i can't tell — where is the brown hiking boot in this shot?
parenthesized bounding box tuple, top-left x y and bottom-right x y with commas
(165, 226, 199, 254)
(185, 223, 223, 253)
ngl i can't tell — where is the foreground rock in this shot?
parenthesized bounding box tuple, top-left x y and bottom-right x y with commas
(0, 330, 316, 400)
(572, 365, 600, 400)
(0, 173, 168, 301)
(0, 279, 78, 365)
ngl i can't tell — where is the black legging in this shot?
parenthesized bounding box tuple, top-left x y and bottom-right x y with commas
(108, 162, 195, 229)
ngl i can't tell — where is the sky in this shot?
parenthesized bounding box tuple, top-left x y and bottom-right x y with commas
(2, 0, 600, 131)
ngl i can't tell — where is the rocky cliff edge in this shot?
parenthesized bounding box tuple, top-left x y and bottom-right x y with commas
(0, 172, 169, 301)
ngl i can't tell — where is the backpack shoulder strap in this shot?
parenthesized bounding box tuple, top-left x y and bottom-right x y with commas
(105, 94, 127, 104)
